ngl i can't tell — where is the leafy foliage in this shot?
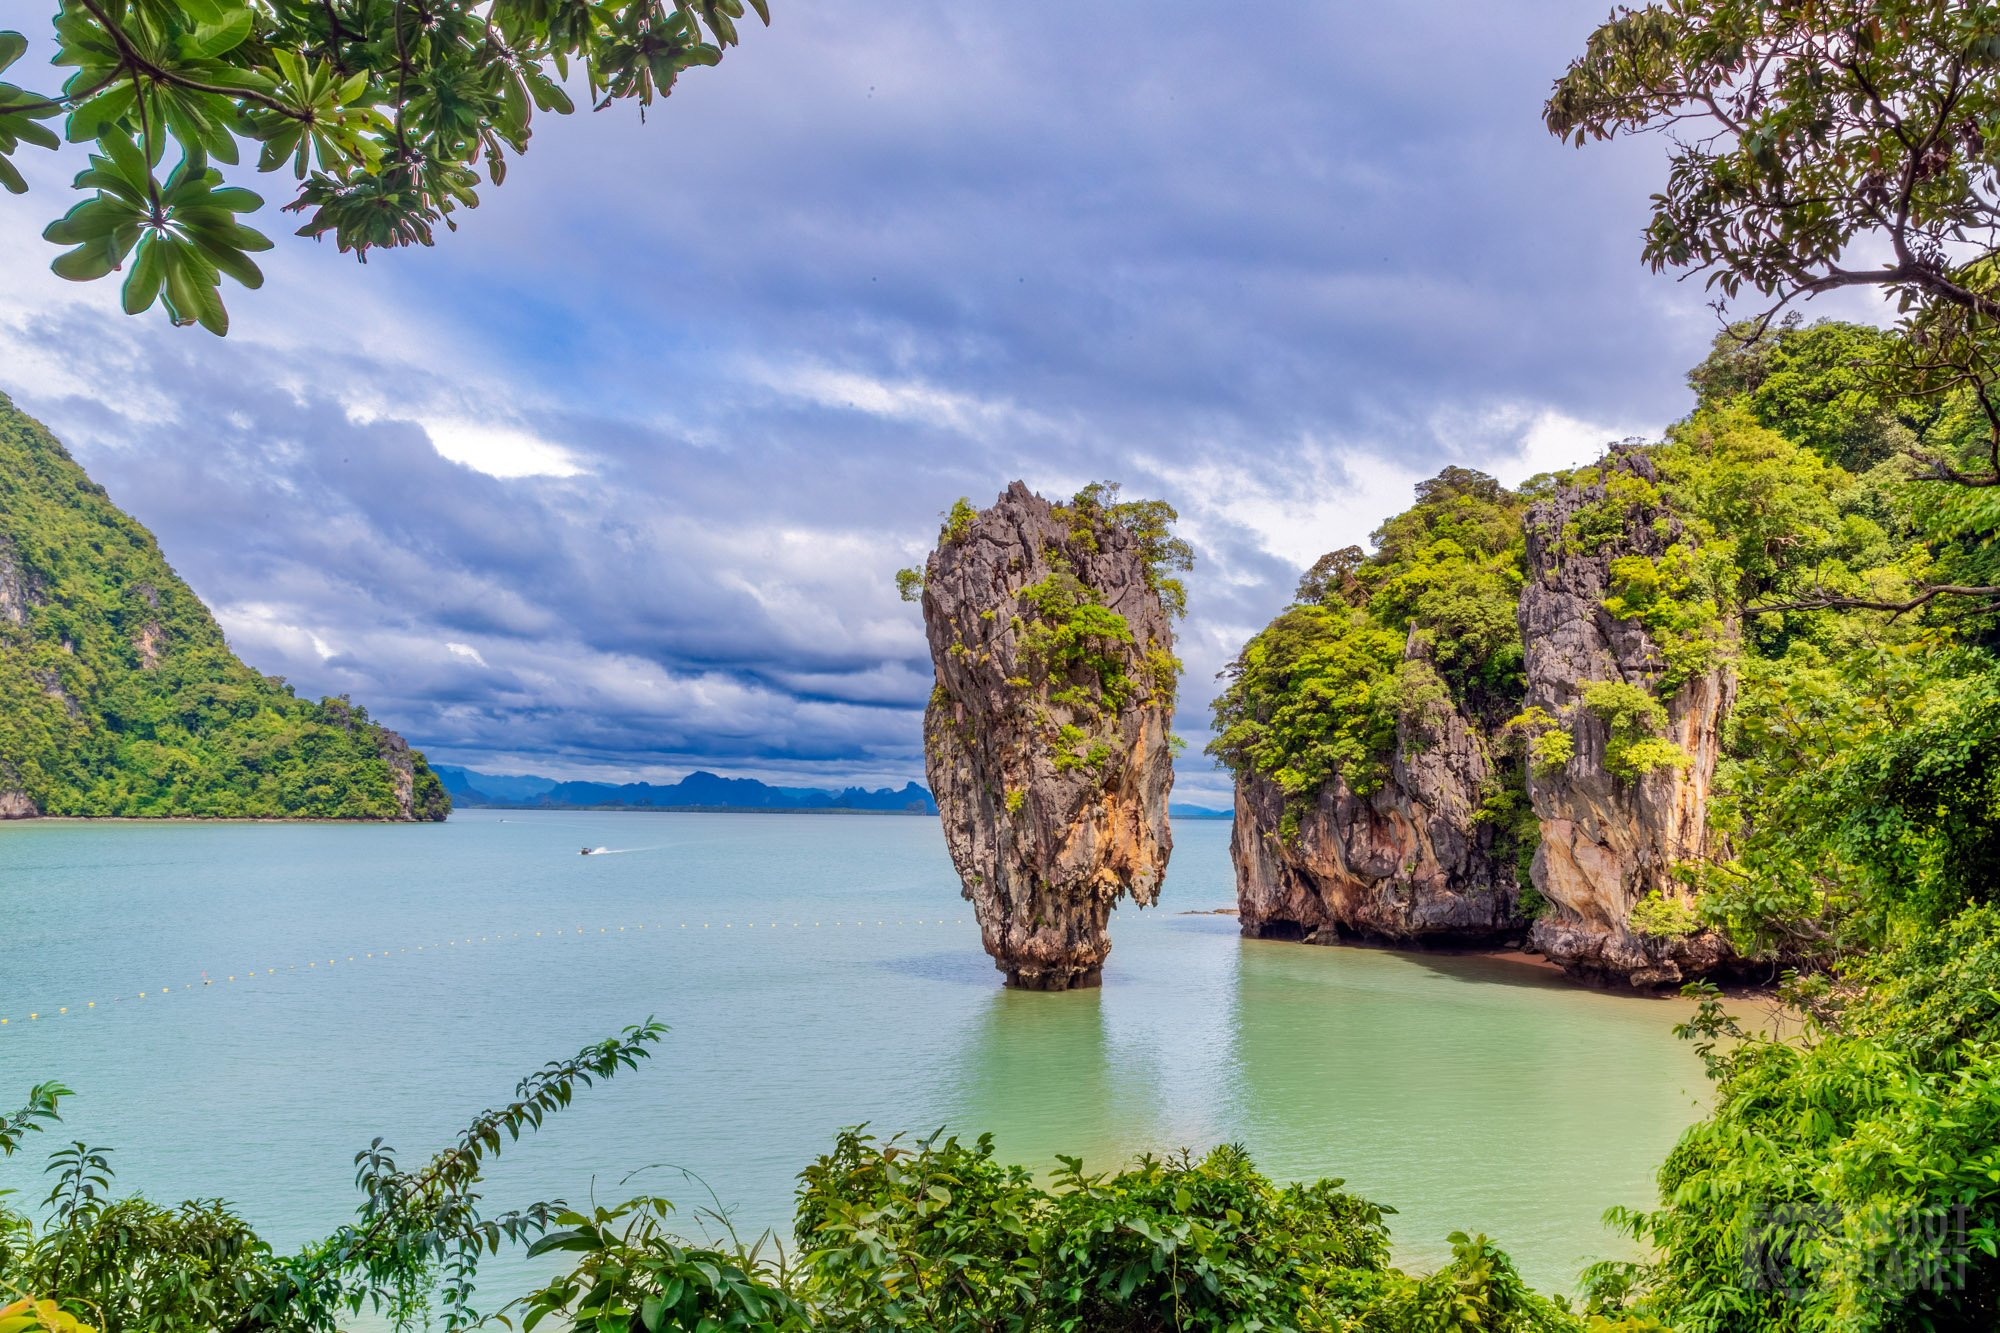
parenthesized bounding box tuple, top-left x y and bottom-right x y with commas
(1017, 568, 1137, 719)
(525, 1197, 809, 1333)
(1546, 0, 2000, 636)
(1208, 602, 1405, 820)
(1546, 0, 2000, 402)
(0, 1045, 1631, 1333)
(943, 499, 979, 545)
(0, 393, 447, 820)
(1209, 466, 1527, 828)
(1686, 317, 1920, 474)
(783, 1130, 1592, 1333)
(0, 0, 769, 332)
(1062, 482, 1196, 620)
(0, 1022, 665, 1333)
(1580, 681, 1689, 782)
(1626, 892, 1699, 940)
(1593, 971, 2000, 1333)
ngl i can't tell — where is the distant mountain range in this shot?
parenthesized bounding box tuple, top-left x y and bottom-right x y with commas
(436, 766, 938, 814)
(435, 765, 1231, 818)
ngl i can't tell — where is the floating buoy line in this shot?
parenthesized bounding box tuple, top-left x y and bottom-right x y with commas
(0, 914, 972, 1029)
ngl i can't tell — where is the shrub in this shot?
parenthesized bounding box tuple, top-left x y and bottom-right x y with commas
(1627, 892, 1699, 939)
(1581, 681, 1690, 781)
(1018, 570, 1136, 716)
(942, 498, 978, 543)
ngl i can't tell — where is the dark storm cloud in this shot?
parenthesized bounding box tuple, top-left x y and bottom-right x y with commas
(0, 2, 1746, 802)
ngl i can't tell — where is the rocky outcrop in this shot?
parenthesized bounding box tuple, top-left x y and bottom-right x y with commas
(318, 697, 450, 822)
(0, 542, 32, 629)
(0, 777, 37, 819)
(1233, 631, 1523, 946)
(921, 482, 1176, 989)
(1518, 449, 1734, 986)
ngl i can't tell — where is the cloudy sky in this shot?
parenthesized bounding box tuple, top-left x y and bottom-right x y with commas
(0, 2, 1742, 806)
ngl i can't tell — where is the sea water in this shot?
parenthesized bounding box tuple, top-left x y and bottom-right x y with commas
(0, 811, 1709, 1297)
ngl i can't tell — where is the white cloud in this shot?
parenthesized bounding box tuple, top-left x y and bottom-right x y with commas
(1158, 403, 1648, 574)
(419, 418, 588, 479)
(445, 641, 490, 667)
(214, 602, 338, 663)
(757, 363, 1057, 438)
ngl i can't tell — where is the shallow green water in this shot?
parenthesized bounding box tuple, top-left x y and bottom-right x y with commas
(0, 811, 1705, 1297)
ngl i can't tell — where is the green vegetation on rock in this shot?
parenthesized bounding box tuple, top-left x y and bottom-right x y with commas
(1579, 681, 1688, 782)
(1209, 465, 1528, 831)
(0, 393, 446, 820)
(1058, 481, 1196, 620)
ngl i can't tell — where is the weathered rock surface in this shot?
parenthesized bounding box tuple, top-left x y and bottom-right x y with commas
(375, 725, 451, 823)
(922, 482, 1175, 989)
(1233, 631, 1523, 946)
(0, 542, 32, 629)
(1519, 449, 1735, 986)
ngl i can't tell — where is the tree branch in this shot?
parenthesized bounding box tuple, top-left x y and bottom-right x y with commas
(1747, 585, 2000, 618)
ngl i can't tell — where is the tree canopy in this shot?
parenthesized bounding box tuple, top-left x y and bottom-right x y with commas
(1547, 1, 2000, 487)
(0, 0, 768, 333)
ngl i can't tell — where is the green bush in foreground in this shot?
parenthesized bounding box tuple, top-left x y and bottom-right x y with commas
(16, 977, 2000, 1333)
(1582, 910, 2000, 1333)
(0, 1023, 1658, 1333)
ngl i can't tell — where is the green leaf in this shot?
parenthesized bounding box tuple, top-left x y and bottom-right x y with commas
(98, 128, 151, 192)
(65, 81, 138, 141)
(180, 8, 253, 59)
(43, 196, 137, 243)
(185, 225, 265, 289)
(50, 237, 121, 281)
(121, 233, 164, 313)
(176, 0, 231, 24)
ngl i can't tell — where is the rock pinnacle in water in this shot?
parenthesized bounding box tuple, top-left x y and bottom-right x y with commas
(918, 482, 1181, 989)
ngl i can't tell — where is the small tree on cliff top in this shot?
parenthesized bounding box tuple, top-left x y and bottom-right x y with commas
(0, 0, 767, 334)
(1546, 0, 2000, 614)
(1066, 481, 1194, 618)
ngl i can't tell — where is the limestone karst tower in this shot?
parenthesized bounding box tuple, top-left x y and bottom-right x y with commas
(916, 482, 1184, 989)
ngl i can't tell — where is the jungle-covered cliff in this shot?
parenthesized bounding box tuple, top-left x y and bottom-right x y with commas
(1212, 319, 1975, 986)
(0, 393, 448, 821)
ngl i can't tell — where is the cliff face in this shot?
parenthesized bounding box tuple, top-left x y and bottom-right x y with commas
(1233, 631, 1523, 946)
(1219, 452, 1744, 988)
(922, 483, 1176, 989)
(0, 392, 449, 822)
(1517, 449, 1734, 986)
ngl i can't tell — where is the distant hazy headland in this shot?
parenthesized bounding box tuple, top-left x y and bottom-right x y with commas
(437, 765, 1231, 819)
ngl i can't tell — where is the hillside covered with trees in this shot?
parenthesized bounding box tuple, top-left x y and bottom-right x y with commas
(1212, 317, 1986, 981)
(0, 394, 447, 821)
(1209, 315, 2000, 1324)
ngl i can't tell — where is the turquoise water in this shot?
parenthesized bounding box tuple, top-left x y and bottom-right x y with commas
(0, 811, 1705, 1297)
